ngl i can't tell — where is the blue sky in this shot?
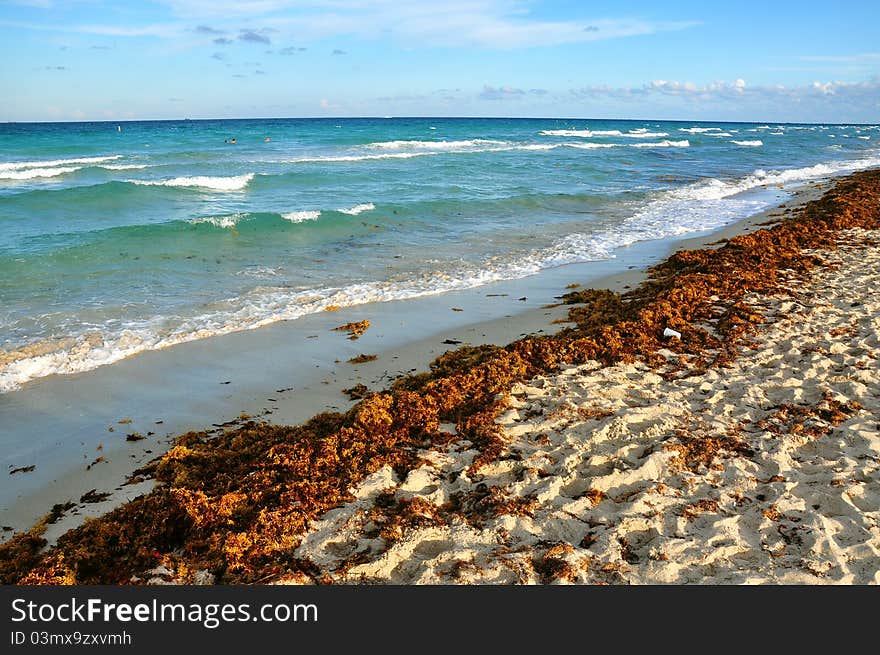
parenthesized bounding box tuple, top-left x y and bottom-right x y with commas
(2, 0, 879, 122)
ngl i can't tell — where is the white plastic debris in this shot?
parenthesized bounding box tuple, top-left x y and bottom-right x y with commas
(663, 327, 682, 339)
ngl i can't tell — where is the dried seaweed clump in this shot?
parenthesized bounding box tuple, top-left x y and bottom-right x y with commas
(665, 430, 755, 473)
(758, 390, 861, 439)
(347, 353, 378, 365)
(334, 320, 371, 340)
(444, 484, 538, 529)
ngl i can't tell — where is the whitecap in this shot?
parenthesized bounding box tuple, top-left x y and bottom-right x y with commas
(0, 155, 121, 172)
(363, 139, 507, 150)
(337, 203, 375, 215)
(0, 166, 81, 180)
(281, 210, 322, 222)
(565, 143, 619, 150)
(189, 212, 249, 228)
(100, 164, 150, 170)
(630, 140, 690, 148)
(128, 173, 254, 191)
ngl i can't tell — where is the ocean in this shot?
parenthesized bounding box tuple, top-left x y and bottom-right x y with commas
(1, 117, 878, 393)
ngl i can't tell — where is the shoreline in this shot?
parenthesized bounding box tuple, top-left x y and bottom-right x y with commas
(0, 179, 831, 543)
(2, 169, 877, 584)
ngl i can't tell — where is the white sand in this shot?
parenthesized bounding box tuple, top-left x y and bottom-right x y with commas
(289, 230, 880, 584)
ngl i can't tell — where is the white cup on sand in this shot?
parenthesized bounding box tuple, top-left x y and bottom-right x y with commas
(663, 327, 682, 339)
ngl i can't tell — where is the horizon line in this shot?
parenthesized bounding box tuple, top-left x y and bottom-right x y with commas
(3, 116, 878, 127)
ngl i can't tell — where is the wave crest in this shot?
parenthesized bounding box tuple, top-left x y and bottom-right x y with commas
(630, 140, 690, 148)
(128, 173, 255, 191)
(0, 155, 121, 172)
(338, 203, 375, 215)
(281, 210, 321, 222)
(0, 166, 81, 180)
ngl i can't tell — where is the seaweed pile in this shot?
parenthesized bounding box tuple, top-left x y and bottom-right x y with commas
(2, 170, 879, 585)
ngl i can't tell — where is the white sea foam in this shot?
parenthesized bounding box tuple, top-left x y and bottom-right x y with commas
(679, 127, 723, 133)
(289, 152, 428, 163)
(100, 164, 149, 170)
(630, 140, 690, 148)
(128, 173, 254, 191)
(0, 166, 82, 180)
(539, 129, 616, 137)
(337, 203, 375, 215)
(281, 210, 321, 222)
(732, 140, 763, 147)
(363, 139, 507, 150)
(769, 131, 785, 136)
(190, 212, 248, 228)
(539, 129, 668, 139)
(236, 266, 283, 279)
(565, 143, 618, 150)
(0, 155, 121, 172)
(859, 136, 871, 140)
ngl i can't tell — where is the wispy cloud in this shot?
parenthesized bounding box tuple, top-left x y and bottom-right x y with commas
(71, 23, 183, 38)
(71, 1, 698, 49)
(194, 24, 224, 35)
(279, 46, 306, 55)
(213, 37, 233, 44)
(332, 48, 346, 55)
(239, 29, 271, 44)
(479, 85, 550, 100)
(568, 76, 880, 108)
(480, 85, 525, 100)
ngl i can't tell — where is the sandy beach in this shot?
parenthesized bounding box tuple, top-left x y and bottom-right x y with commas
(1, 170, 878, 585)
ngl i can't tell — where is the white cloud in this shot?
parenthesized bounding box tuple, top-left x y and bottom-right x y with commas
(480, 85, 525, 99)
(568, 76, 880, 118)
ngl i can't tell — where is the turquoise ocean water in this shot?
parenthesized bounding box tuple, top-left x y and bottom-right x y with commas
(1, 117, 878, 392)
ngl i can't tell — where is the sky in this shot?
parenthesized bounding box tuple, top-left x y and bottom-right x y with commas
(1, 0, 879, 123)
